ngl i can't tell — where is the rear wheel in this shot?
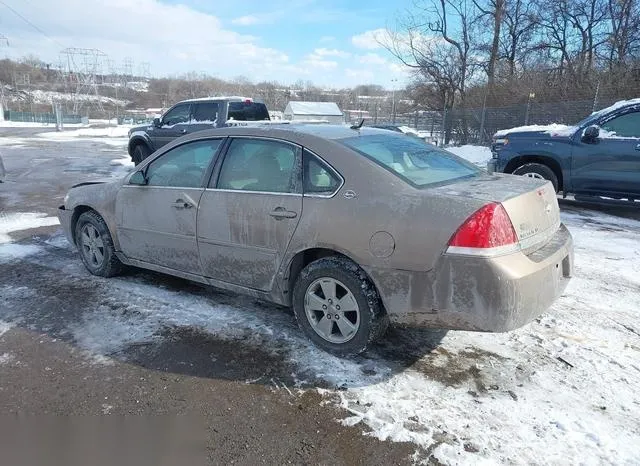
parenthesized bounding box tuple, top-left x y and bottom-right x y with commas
(132, 144, 151, 165)
(512, 163, 559, 192)
(292, 257, 389, 356)
(75, 211, 123, 277)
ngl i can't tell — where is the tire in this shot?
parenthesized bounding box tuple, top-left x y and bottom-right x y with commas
(74, 211, 123, 278)
(512, 163, 559, 192)
(292, 257, 389, 356)
(132, 144, 151, 166)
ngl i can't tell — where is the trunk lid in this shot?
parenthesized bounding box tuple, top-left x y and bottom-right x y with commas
(431, 173, 561, 253)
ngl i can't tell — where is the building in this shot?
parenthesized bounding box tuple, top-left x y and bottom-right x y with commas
(283, 101, 344, 124)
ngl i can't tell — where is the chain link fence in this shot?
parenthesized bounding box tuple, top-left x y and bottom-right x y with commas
(3, 110, 84, 125)
(369, 96, 632, 147)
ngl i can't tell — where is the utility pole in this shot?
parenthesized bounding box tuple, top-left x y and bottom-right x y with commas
(524, 92, 535, 125)
(391, 78, 398, 124)
(592, 80, 600, 112)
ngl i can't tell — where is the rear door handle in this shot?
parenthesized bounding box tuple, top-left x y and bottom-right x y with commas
(270, 207, 297, 219)
(180, 129, 188, 134)
(171, 199, 194, 209)
(636, 144, 640, 151)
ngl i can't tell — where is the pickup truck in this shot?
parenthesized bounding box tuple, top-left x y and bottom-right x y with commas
(488, 98, 640, 201)
(127, 96, 270, 164)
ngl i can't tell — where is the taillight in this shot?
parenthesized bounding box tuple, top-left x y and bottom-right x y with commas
(446, 203, 519, 256)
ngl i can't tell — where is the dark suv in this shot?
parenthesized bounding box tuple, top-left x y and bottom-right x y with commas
(488, 99, 640, 200)
(128, 97, 270, 164)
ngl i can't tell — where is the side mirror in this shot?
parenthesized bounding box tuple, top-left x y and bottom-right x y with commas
(582, 125, 600, 143)
(153, 117, 161, 128)
(129, 171, 147, 185)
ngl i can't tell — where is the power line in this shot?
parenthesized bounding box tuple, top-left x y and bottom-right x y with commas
(0, 0, 65, 49)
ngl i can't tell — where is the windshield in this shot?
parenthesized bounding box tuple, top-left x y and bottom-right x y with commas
(340, 134, 481, 188)
(228, 102, 270, 121)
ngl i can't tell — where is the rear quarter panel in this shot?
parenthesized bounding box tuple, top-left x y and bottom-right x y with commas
(280, 138, 486, 297)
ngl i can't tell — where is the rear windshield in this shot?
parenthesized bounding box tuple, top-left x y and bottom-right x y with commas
(228, 102, 270, 121)
(339, 134, 481, 187)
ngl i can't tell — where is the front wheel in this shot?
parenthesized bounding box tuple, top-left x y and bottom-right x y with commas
(132, 144, 151, 166)
(75, 211, 123, 277)
(292, 257, 389, 356)
(512, 163, 559, 192)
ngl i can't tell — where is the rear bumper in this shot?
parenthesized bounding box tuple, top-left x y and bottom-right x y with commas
(367, 224, 574, 332)
(57, 205, 75, 248)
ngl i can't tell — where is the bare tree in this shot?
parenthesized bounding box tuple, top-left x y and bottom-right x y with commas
(500, 0, 538, 76)
(606, 0, 640, 67)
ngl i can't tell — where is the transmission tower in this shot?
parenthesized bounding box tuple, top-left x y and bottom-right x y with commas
(138, 62, 150, 78)
(59, 47, 108, 114)
(122, 57, 134, 78)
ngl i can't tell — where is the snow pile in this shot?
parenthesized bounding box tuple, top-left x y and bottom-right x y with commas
(494, 123, 575, 138)
(0, 212, 60, 243)
(0, 320, 13, 337)
(446, 145, 492, 167)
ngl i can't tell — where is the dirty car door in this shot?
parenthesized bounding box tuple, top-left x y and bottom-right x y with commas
(116, 138, 223, 272)
(197, 137, 302, 291)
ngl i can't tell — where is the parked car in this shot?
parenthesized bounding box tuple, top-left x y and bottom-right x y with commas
(489, 98, 640, 200)
(0, 153, 5, 182)
(127, 97, 270, 165)
(59, 125, 573, 355)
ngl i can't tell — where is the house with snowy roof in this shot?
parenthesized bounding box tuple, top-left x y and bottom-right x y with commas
(283, 101, 344, 124)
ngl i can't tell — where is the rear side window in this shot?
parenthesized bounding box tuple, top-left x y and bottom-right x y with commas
(339, 134, 480, 188)
(303, 150, 341, 195)
(192, 102, 219, 123)
(228, 102, 270, 121)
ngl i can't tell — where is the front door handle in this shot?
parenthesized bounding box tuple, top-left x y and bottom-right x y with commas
(270, 207, 297, 219)
(636, 144, 640, 151)
(171, 199, 194, 209)
(180, 129, 188, 134)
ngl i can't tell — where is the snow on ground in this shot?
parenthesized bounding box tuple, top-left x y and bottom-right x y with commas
(0, 121, 85, 128)
(334, 209, 640, 464)
(0, 244, 45, 263)
(36, 126, 131, 139)
(0, 212, 60, 243)
(0, 353, 15, 365)
(0, 320, 14, 337)
(446, 145, 492, 167)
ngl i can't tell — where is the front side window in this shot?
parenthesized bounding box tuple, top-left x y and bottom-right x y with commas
(161, 104, 191, 126)
(144, 139, 222, 188)
(601, 111, 640, 138)
(228, 102, 270, 121)
(216, 138, 298, 193)
(303, 150, 341, 195)
(339, 134, 480, 188)
(192, 102, 219, 123)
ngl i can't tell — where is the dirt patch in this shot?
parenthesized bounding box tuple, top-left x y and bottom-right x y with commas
(122, 325, 304, 388)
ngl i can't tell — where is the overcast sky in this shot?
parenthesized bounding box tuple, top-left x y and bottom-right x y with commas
(0, 0, 413, 88)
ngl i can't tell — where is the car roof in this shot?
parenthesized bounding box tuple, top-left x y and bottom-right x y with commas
(179, 96, 257, 103)
(177, 124, 398, 143)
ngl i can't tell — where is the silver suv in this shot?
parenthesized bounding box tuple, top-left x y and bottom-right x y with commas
(127, 96, 270, 164)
